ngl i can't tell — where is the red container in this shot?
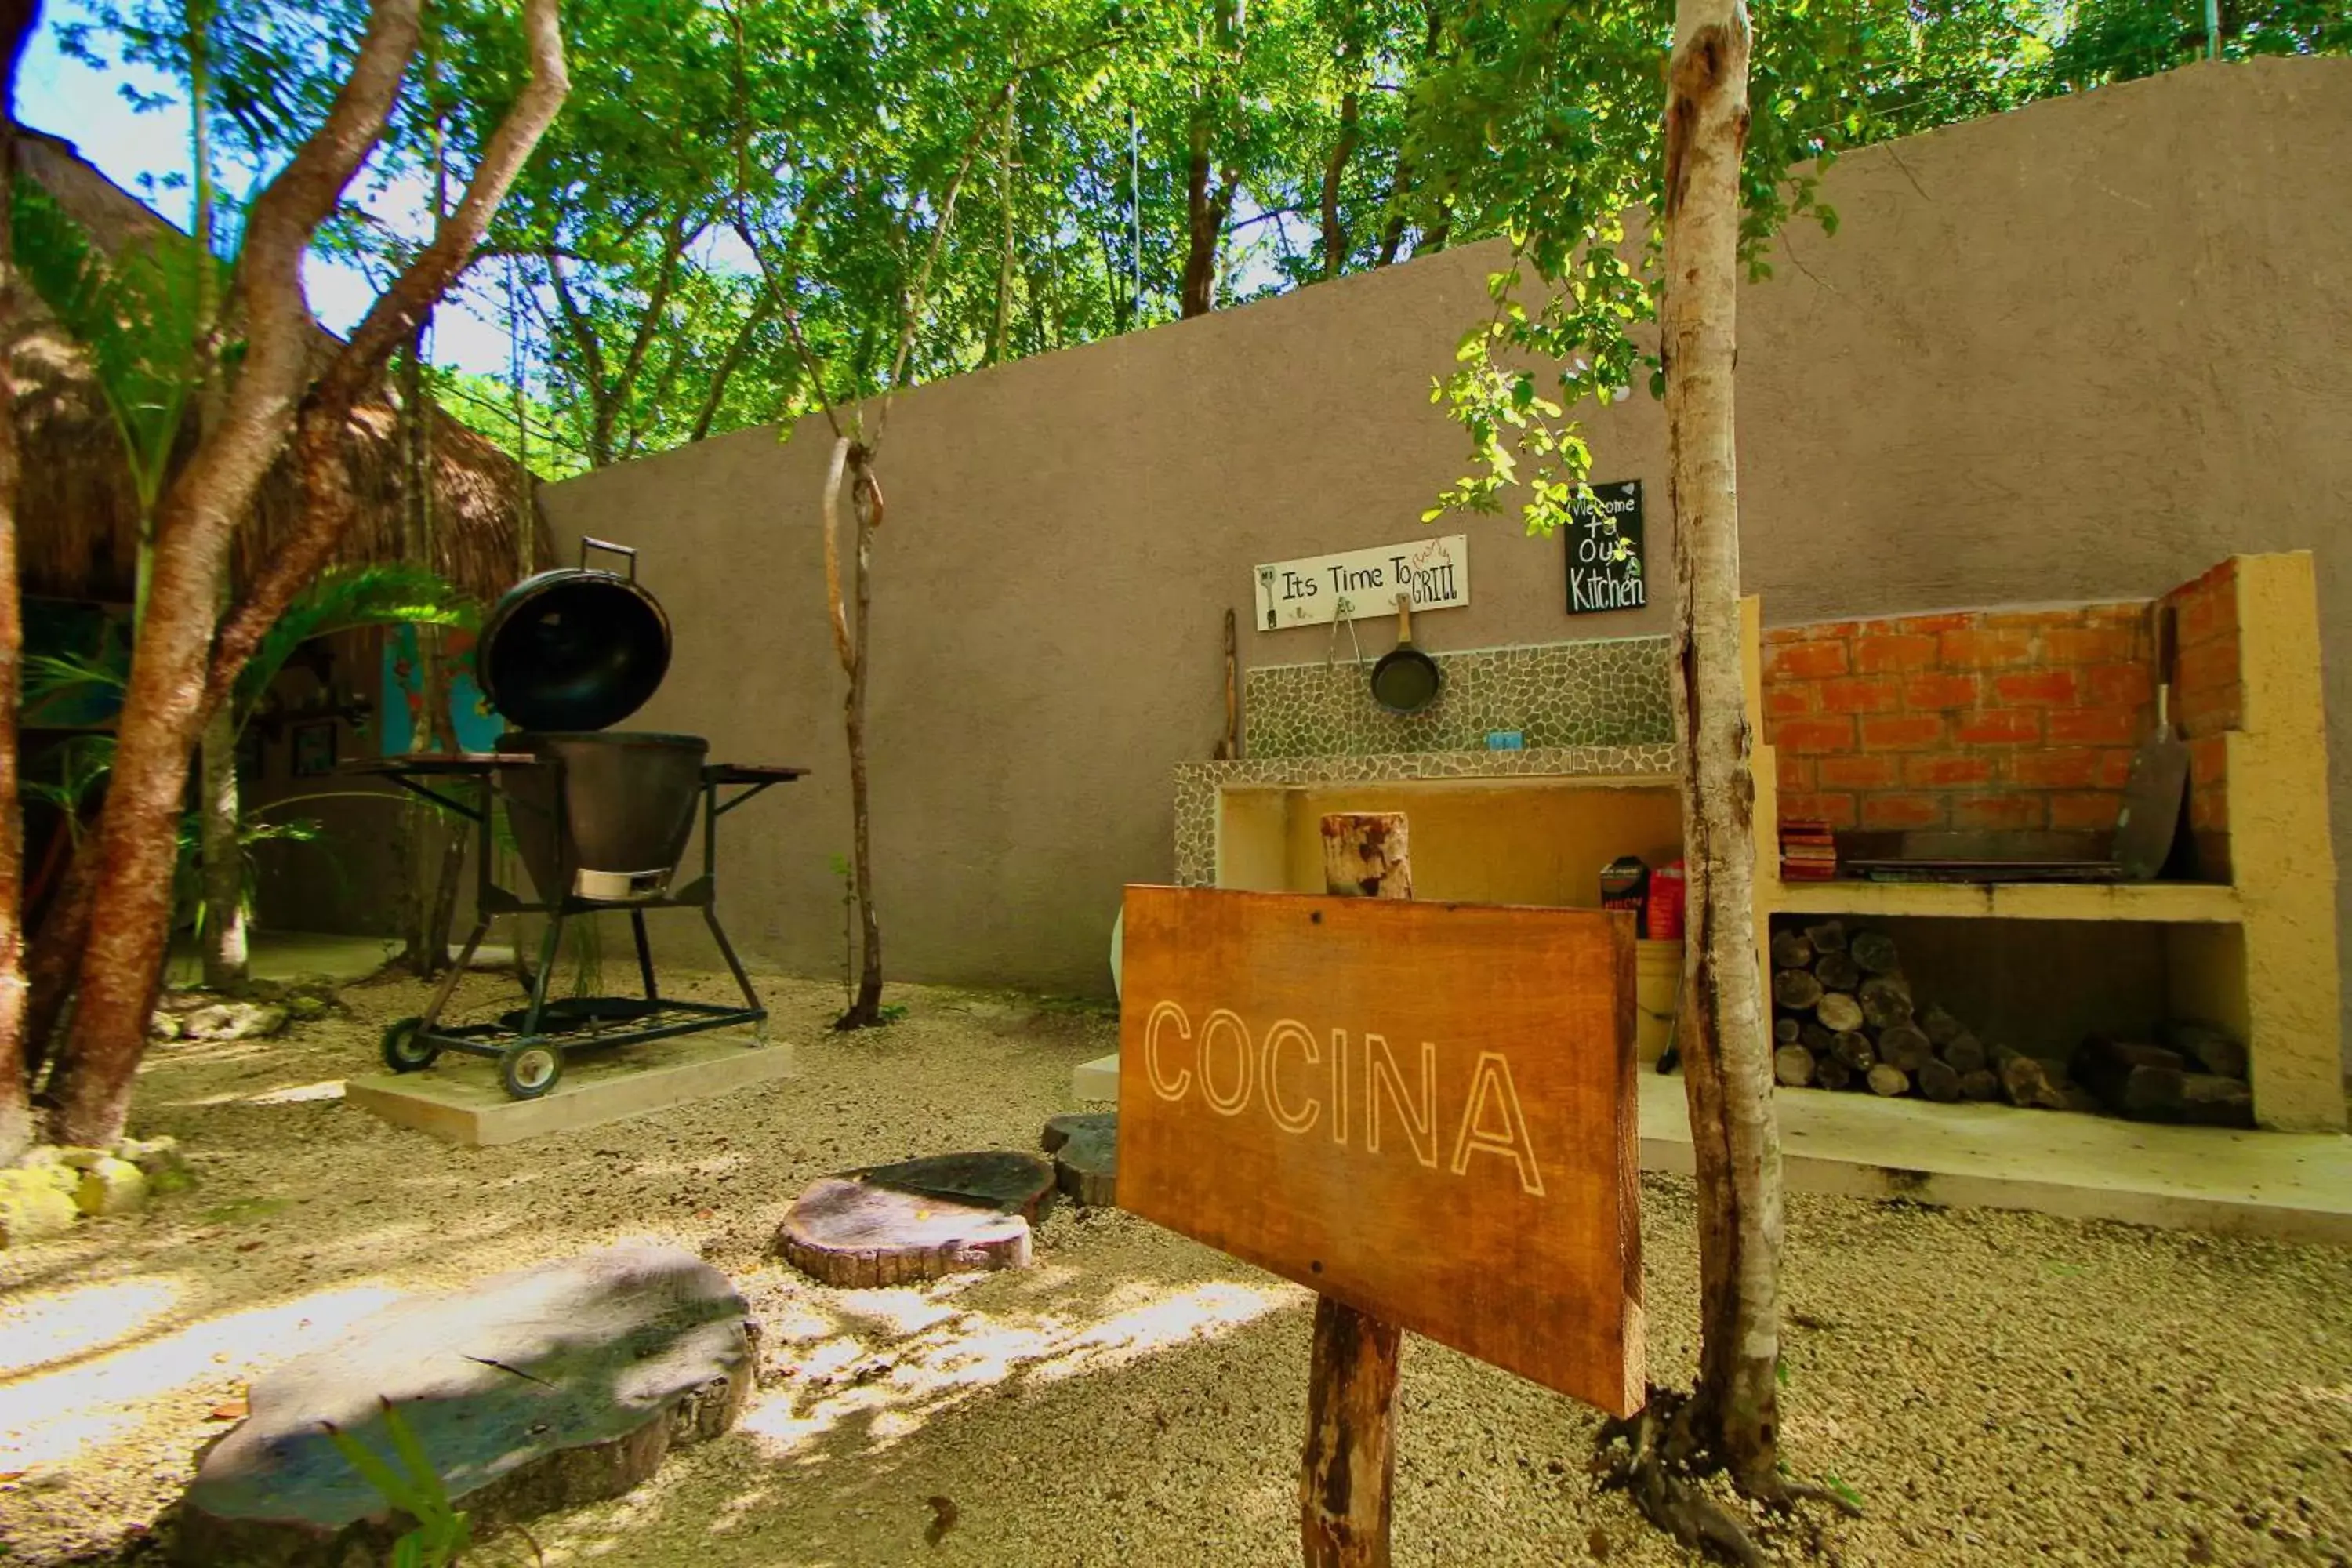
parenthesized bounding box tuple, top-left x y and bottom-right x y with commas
(1645, 859, 1687, 942)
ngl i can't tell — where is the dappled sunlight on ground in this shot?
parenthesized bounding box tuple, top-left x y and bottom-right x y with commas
(0, 1279, 183, 1382)
(0, 1283, 405, 1472)
(5, 966, 2350, 1567)
(740, 1274, 1290, 1464)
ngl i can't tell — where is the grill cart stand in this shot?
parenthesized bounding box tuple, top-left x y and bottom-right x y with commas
(349, 753, 804, 1100)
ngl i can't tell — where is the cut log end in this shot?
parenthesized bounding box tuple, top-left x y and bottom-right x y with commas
(1866, 1063, 1911, 1097)
(1773, 1045, 1817, 1088)
(1849, 930, 1901, 976)
(1878, 1024, 1933, 1073)
(1812, 950, 1863, 992)
(776, 1177, 1034, 1287)
(1773, 968, 1825, 1011)
(1858, 975, 1915, 1030)
(1917, 1058, 1962, 1103)
(1814, 991, 1865, 1034)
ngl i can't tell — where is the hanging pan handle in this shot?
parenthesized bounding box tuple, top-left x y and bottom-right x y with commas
(579, 537, 638, 579)
(1395, 591, 1414, 644)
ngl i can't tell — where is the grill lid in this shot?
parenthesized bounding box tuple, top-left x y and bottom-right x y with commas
(477, 539, 671, 733)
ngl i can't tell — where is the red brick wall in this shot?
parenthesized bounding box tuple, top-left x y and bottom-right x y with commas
(1764, 604, 2157, 835)
(2160, 559, 2241, 877)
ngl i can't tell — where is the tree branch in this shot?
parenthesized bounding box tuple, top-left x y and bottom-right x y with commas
(201, 0, 568, 723)
(598, 209, 703, 459)
(541, 249, 608, 452)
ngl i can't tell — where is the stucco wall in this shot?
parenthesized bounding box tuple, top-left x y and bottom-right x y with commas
(542, 59, 2352, 1036)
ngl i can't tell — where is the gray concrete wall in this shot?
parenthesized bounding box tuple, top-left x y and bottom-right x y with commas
(543, 57, 2352, 1007)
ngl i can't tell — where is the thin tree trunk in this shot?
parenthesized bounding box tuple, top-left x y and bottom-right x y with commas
(53, 0, 567, 1149)
(988, 82, 1019, 364)
(397, 336, 437, 975)
(836, 452, 883, 1029)
(191, 0, 245, 996)
(197, 706, 246, 989)
(1318, 74, 1361, 280)
(1180, 125, 1238, 318)
(1661, 0, 1780, 1494)
(22, 838, 92, 1084)
(0, 0, 38, 1160)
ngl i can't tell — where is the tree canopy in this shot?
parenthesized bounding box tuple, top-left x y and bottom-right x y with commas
(49, 0, 2347, 488)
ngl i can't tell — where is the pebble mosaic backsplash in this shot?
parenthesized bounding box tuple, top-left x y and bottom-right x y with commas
(1243, 637, 1674, 760)
(1171, 742, 1680, 887)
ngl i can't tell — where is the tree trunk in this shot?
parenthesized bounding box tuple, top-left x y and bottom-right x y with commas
(1180, 123, 1238, 318)
(0, 3, 36, 1160)
(1661, 0, 1780, 1494)
(835, 450, 884, 1029)
(49, 0, 568, 1149)
(49, 529, 220, 1145)
(22, 839, 93, 1083)
(198, 705, 248, 990)
(1319, 82, 1361, 280)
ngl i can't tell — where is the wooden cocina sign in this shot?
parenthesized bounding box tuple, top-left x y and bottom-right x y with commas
(1116, 884, 1644, 1417)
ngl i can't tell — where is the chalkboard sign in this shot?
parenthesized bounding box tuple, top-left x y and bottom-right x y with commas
(1566, 480, 1645, 615)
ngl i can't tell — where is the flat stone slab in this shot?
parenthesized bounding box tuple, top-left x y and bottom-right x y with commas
(346, 1031, 791, 1147)
(176, 1244, 755, 1566)
(778, 1176, 1032, 1288)
(1041, 1111, 1117, 1153)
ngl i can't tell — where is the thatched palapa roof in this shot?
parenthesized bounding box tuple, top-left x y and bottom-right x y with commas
(8, 125, 550, 608)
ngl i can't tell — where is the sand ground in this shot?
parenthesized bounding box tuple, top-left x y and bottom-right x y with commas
(2, 963, 2348, 1566)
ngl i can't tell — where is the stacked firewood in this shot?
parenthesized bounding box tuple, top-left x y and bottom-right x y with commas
(1768, 920, 2066, 1108)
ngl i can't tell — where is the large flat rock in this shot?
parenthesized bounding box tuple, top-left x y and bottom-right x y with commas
(176, 1244, 755, 1566)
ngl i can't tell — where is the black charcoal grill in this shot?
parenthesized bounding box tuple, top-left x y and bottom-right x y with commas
(350, 538, 802, 1099)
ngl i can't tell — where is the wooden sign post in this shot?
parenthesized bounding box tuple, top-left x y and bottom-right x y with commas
(1304, 814, 1411, 1567)
(1118, 812, 1642, 1568)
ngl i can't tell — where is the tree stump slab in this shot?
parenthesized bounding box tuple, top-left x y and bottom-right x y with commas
(777, 1177, 1034, 1287)
(854, 1149, 1057, 1219)
(1041, 1110, 1118, 1154)
(175, 1245, 753, 1568)
(1053, 1126, 1118, 1207)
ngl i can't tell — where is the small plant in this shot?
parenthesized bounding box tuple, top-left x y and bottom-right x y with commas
(878, 1002, 909, 1025)
(321, 1399, 471, 1567)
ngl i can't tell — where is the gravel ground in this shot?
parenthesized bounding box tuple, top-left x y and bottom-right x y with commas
(2, 962, 2349, 1567)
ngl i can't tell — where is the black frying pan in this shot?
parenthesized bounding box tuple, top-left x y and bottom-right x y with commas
(1369, 593, 1441, 713)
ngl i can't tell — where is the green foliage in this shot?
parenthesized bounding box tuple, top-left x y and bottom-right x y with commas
(423, 366, 586, 482)
(2049, 0, 2349, 86)
(321, 1399, 473, 1568)
(234, 564, 477, 732)
(11, 178, 215, 557)
(53, 0, 2349, 499)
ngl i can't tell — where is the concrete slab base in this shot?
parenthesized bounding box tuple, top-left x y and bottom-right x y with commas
(347, 1031, 793, 1147)
(1639, 1072, 2352, 1244)
(1069, 1051, 2352, 1243)
(1072, 1051, 1120, 1102)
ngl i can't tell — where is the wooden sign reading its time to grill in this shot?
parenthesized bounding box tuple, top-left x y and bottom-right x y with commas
(1116, 883, 1644, 1418)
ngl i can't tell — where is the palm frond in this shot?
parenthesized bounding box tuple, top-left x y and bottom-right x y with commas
(235, 563, 479, 728)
